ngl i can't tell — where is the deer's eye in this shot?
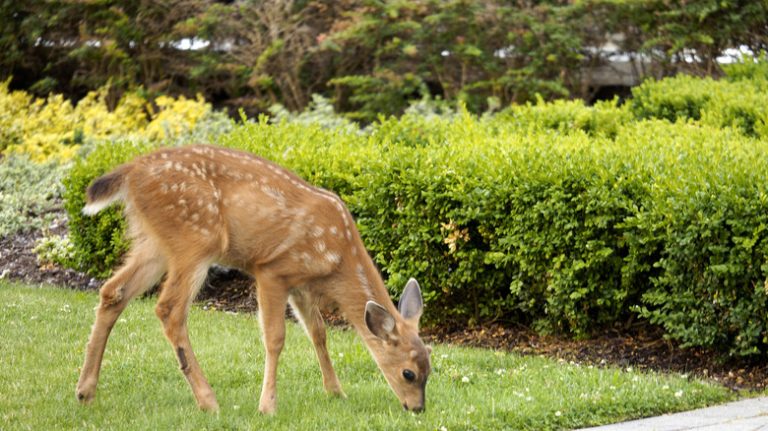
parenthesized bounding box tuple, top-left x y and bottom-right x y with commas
(402, 369, 416, 382)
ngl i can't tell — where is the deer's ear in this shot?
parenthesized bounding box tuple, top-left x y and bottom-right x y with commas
(365, 301, 396, 340)
(398, 278, 423, 323)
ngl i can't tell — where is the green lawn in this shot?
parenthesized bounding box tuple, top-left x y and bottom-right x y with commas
(0, 282, 736, 430)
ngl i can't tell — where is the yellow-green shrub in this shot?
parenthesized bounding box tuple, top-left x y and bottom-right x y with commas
(0, 81, 81, 162)
(631, 75, 768, 138)
(0, 81, 34, 153)
(498, 97, 633, 139)
(74, 87, 149, 140)
(0, 82, 222, 163)
(145, 94, 212, 140)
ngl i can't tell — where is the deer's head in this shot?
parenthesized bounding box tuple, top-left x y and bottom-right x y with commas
(365, 279, 431, 412)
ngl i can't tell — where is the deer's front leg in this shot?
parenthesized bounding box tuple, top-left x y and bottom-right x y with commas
(289, 292, 345, 397)
(256, 276, 289, 415)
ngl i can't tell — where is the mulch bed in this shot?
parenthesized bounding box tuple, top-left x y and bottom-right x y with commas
(3, 219, 767, 392)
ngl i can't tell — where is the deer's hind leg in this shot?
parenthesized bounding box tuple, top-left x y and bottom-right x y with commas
(288, 291, 345, 397)
(154, 260, 219, 411)
(77, 240, 166, 404)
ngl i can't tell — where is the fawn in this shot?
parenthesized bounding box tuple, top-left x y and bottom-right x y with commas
(75, 144, 431, 414)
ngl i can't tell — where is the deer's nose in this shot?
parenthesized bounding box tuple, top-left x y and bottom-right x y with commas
(403, 403, 425, 413)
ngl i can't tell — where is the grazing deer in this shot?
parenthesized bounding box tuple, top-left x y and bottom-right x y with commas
(75, 144, 431, 414)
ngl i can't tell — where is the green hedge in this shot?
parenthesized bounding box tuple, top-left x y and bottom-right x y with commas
(63, 74, 768, 357)
(617, 121, 768, 356)
(631, 75, 768, 138)
(61, 140, 156, 278)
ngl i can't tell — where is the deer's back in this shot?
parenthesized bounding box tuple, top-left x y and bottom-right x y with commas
(123, 145, 350, 282)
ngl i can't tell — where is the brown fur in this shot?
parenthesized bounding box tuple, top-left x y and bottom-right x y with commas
(85, 165, 131, 203)
(75, 144, 431, 413)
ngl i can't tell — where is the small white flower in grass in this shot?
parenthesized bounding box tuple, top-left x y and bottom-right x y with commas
(233, 405, 240, 410)
(626, 366, 633, 373)
(555, 410, 562, 417)
(439, 426, 448, 431)
(461, 376, 470, 383)
(675, 390, 684, 398)
(441, 354, 449, 359)
(495, 368, 506, 376)
(632, 376, 640, 383)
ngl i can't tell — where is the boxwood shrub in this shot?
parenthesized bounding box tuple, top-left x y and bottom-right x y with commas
(61, 139, 157, 278)
(631, 75, 768, 138)
(62, 73, 768, 357)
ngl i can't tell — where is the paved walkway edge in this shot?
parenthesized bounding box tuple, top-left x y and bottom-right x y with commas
(577, 396, 768, 431)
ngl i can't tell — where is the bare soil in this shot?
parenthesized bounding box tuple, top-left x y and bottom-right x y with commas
(3, 217, 767, 393)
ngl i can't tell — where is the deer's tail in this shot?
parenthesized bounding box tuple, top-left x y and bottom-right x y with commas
(82, 165, 133, 215)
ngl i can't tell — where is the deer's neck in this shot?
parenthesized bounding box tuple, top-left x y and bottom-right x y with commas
(336, 248, 397, 339)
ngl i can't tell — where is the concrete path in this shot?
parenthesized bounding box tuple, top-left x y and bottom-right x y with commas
(578, 397, 768, 431)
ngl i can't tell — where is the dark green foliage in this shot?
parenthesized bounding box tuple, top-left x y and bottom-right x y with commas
(2, 0, 766, 119)
(326, 0, 584, 120)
